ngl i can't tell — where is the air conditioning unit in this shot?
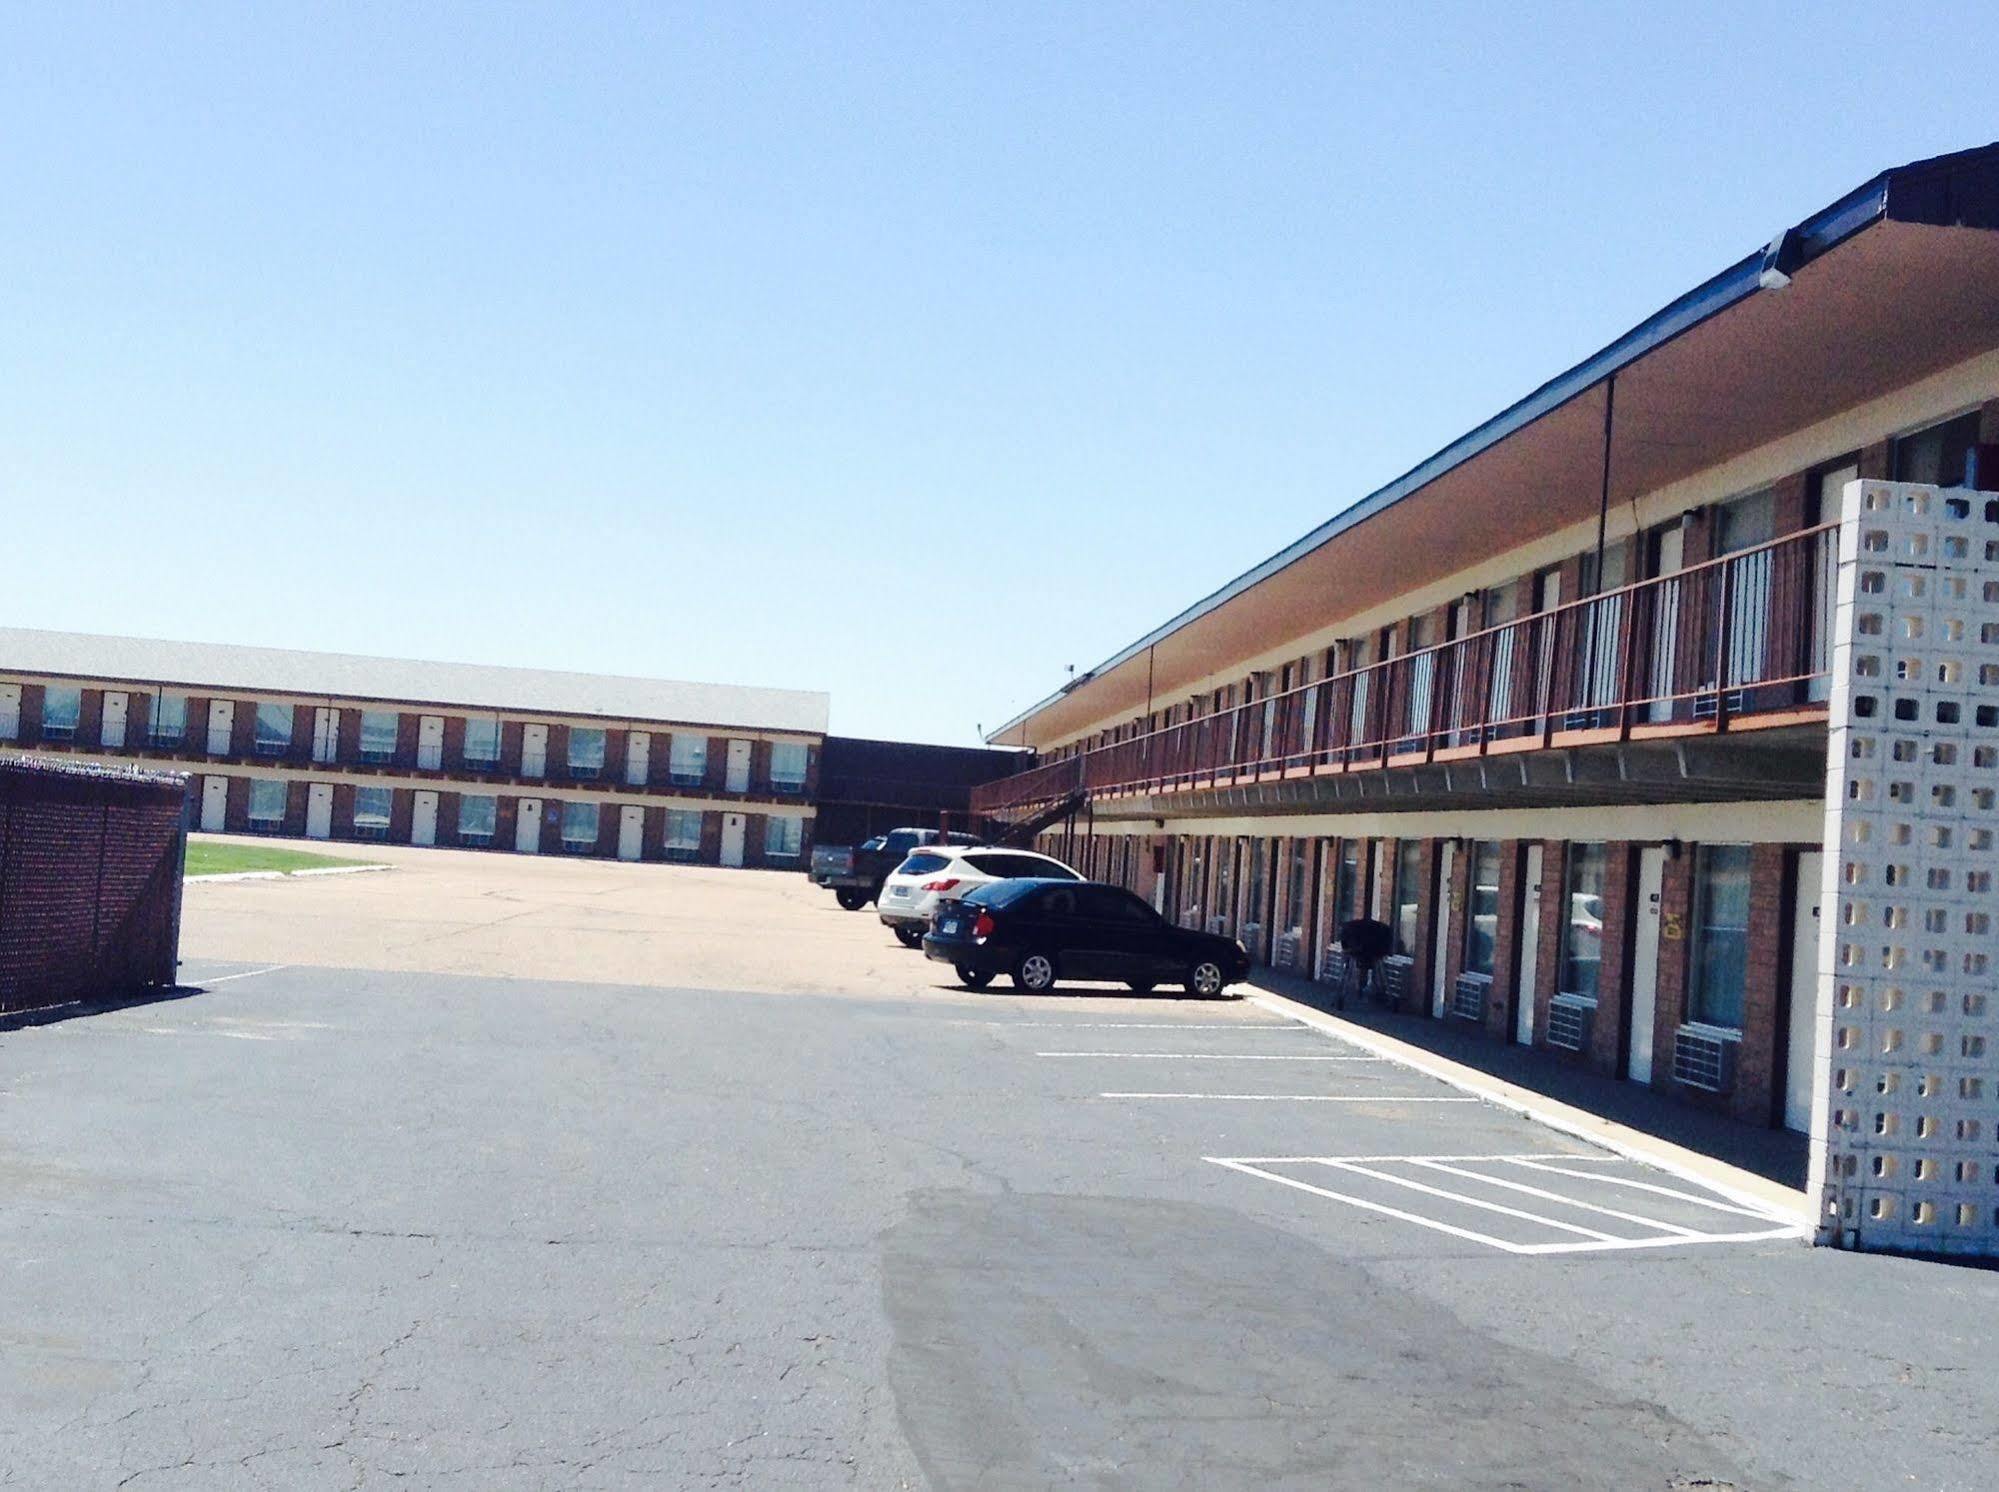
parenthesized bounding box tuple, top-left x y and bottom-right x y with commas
(1547, 994, 1594, 1052)
(1673, 1026, 1740, 1092)
(1320, 947, 1353, 986)
(1379, 956, 1413, 1006)
(1272, 932, 1302, 973)
(1452, 973, 1491, 1022)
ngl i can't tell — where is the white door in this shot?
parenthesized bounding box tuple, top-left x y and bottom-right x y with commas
(200, 775, 229, 832)
(1430, 840, 1456, 1017)
(521, 724, 548, 779)
(313, 707, 338, 764)
(725, 738, 752, 793)
(1785, 850, 1826, 1133)
(417, 715, 444, 770)
(625, 732, 650, 787)
(0, 682, 19, 739)
(617, 805, 644, 861)
(1516, 844, 1544, 1044)
(207, 699, 235, 755)
(720, 811, 746, 868)
(306, 783, 333, 839)
(101, 690, 129, 748)
(516, 798, 543, 853)
(1627, 846, 1666, 1084)
(411, 790, 438, 847)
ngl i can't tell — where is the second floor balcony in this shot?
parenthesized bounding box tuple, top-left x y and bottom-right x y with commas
(975, 523, 1837, 817)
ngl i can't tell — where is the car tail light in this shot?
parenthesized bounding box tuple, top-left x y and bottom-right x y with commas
(922, 877, 961, 892)
(972, 911, 995, 941)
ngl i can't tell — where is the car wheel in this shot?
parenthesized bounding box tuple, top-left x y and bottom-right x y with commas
(835, 889, 868, 911)
(893, 925, 923, 949)
(957, 965, 994, 990)
(1185, 959, 1227, 998)
(1126, 980, 1155, 995)
(1012, 950, 1058, 993)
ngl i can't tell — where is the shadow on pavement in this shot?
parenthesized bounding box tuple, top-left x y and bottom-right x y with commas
(0, 984, 212, 1034)
(1248, 967, 1810, 1192)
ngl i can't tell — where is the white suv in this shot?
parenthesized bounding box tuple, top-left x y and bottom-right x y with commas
(877, 846, 1081, 946)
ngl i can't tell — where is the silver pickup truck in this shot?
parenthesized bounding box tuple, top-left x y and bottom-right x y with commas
(811, 827, 982, 911)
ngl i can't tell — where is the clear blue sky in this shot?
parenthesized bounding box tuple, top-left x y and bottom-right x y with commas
(5, 4, 1996, 745)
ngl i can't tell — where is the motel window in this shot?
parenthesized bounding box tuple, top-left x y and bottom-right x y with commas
(150, 691, 188, 746)
(253, 701, 292, 756)
(665, 808, 704, 860)
(568, 727, 606, 778)
(1210, 840, 1236, 935)
(463, 716, 500, 765)
(1464, 840, 1502, 978)
(248, 778, 287, 830)
(353, 786, 393, 838)
(561, 800, 599, 851)
(769, 741, 809, 792)
(765, 814, 803, 860)
(1891, 410, 1981, 488)
(1244, 839, 1271, 938)
(669, 733, 707, 786)
(40, 684, 82, 741)
(1689, 844, 1753, 1030)
(1392, 840, 1422, 958)
(1283, 839, 1310, 940)
(458, 793, 497, 845)
(1178, 838, 1206, 922)
(1558, 843, 1607, 999)
(359, 710, 399, 764)
(1332, 839, 1362, 931)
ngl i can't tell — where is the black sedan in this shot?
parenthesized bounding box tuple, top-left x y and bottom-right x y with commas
(922, 878, 1250, 996)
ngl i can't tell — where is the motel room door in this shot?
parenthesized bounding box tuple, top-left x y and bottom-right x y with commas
(101, 690, 129, 748)
(1429, 840, 1456, 1018)
(1516, 844, 1544, 1044)
(515, 798, 543, 853)
(305, 783, 333, 840)
(1626, 846, 1667, 1085)
(1784, 851, 1825, 1132)
(411, 791, 438, 847)
(312, 708, 339, 764)
(725, 739, 752, 793)
(207, 699, 235, 755)
(200, 775, 228, 832)
(520, 724, 548, 779)
(720, 812, 747, 868)
(617, 806, 644, 861)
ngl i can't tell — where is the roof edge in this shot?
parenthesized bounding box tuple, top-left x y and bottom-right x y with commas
(989, 142, 1999, 744)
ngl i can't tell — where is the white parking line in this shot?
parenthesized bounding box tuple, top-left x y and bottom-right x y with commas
(1103, 1093, 1480, 1103)
(968, 1022, 1310, 1030)
(1039, 1051, 1385, 1061)
(1498, 1157, 1778, 1221)
(1207, 1154, 1808, 1255)
(193, 964, 294, 985)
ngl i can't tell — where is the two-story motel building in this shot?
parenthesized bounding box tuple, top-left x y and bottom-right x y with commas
(0, 629, 829, 868)
(975, 146, 1999, 1254)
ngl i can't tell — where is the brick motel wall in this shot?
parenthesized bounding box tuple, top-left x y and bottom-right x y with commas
(0, 755, 187, 1016)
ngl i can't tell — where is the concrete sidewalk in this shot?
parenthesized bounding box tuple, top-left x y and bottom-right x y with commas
(1246, 967, 1813, 1224)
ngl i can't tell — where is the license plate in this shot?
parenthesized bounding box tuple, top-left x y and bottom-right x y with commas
(940, 917, 961, 935)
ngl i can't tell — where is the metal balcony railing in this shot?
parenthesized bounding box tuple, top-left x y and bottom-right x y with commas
(973, 523, 1837, 817)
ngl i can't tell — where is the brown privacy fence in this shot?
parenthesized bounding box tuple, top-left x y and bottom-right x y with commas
(0, 756, 188, 1016)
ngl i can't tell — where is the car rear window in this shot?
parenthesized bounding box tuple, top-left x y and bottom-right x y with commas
(898, 853, 951, 876)
(964, 852, 1072, 879)
(963, 878, 1049, 908)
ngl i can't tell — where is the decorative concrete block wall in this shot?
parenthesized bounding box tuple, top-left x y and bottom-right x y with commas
(1812, 480, 1999, 1257)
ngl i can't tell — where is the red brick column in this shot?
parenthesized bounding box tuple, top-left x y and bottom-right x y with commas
(1532, 840, 1566, 1047)
(1588, 843, 1635, 1075)
(1405, 838, 1438, 1016)
(1733, 843, 1787, 1124)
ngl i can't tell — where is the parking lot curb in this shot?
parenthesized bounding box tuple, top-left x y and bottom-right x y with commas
(1245, 990, 1815, 1228)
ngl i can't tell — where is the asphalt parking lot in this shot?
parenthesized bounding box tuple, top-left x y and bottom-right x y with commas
(3, 849, 1995, 1488)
